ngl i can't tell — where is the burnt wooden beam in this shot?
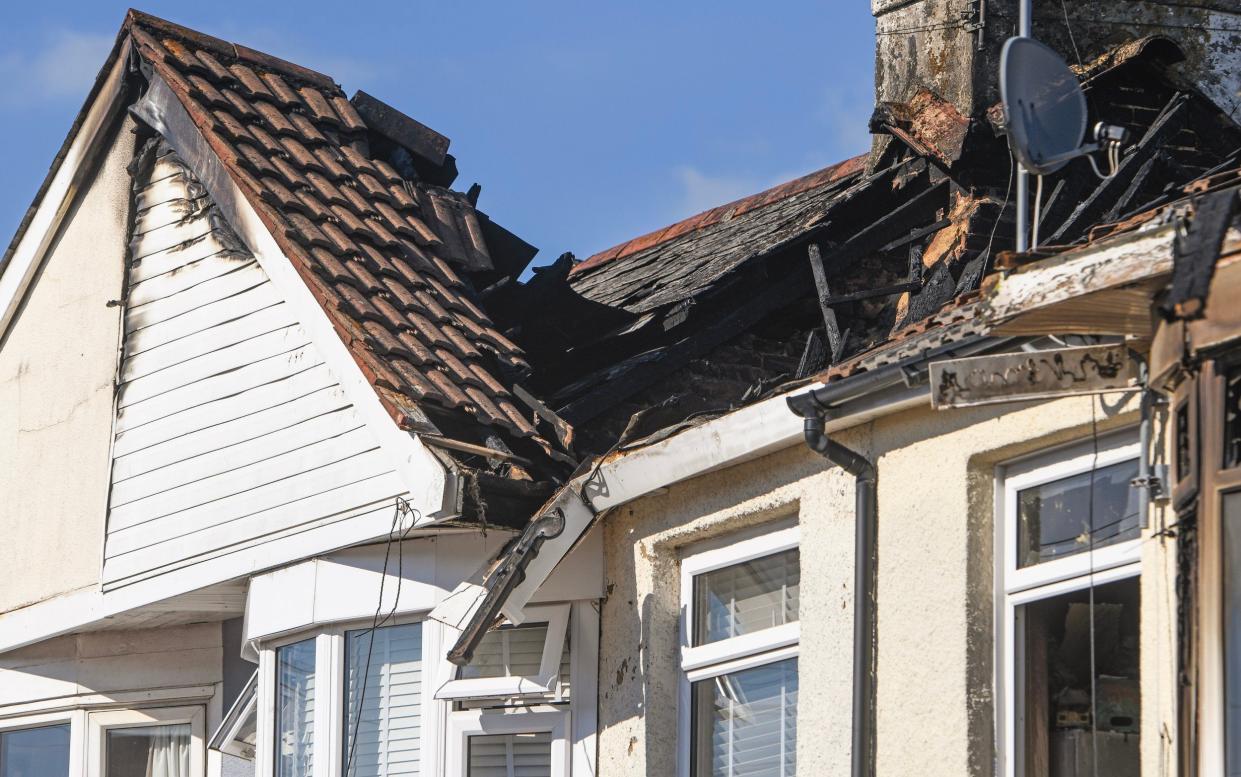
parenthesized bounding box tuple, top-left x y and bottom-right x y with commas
(822, 281, 922, 306)
(1102, 154, 1159, 223)
(825, 177, 951, 270)
(807, 243, 846, 361)
(1047, 93, 1188, 244)
(878, 218, 951, 254)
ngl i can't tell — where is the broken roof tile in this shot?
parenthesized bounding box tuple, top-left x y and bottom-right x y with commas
(118, 10, 569, 474)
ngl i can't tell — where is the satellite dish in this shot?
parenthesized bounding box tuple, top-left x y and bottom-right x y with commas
(1000, 37, 1089, 175)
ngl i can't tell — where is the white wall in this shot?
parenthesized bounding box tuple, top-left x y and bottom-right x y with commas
(0, 115, 135, 614)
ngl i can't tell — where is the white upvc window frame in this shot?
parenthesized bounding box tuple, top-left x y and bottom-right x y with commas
(434, 604, 571, 701)
(995, 429, 1141, 777)
(446, 706, 570, 777)
(676, 524, 801, 777)
(0, 710, 83, 777)
(86, 705, 206, 777)
(255, 612, 442, 777)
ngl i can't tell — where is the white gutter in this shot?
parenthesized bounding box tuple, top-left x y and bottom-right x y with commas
(430, 375, 928, 631)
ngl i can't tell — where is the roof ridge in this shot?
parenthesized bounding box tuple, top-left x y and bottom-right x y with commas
(571, 153, 867, 277)
(124, 8, 338, 91)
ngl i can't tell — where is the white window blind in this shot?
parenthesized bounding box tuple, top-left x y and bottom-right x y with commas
(460, 624, 548, 680)
(467, 732, 552, 777)
(692, 657, 798, 777)
(344, 622, 423, 777)
(693, 548, 800, 645)
(275, 638, 316, 777)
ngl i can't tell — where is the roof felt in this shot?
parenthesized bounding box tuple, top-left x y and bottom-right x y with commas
(122, 11, 563, 466)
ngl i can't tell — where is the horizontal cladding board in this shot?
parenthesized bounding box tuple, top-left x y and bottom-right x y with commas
(130, 212, 220, 260)
(123, 287, 284, 355)
(103, 472, 405, 583)
(124, 262, 269, 331)
(110, 405, 364, 506)
(112, 363, 340, 453)
(107, 426, 380, 533)
(116, 345, 324, 431)
(132, 174, 194, 215)
(106, 446, 392, 556)
(121, 325, 311, 404)
(130, 231, 235, 283)
(127, 257, 258, 308)
(132, 193, 210, 236)
(112, 381, 349, 466)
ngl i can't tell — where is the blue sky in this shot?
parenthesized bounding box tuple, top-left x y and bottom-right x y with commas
(0, 2, 875, 267)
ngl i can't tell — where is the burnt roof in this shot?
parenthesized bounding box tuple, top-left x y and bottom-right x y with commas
(118, 10, 571, 477)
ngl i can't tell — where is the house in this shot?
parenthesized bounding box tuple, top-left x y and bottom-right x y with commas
(4, 4, 1241, 777)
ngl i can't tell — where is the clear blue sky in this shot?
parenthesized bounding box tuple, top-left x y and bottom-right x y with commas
(0, 2, 876, 268)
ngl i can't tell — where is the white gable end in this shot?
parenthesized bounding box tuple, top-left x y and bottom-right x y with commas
(102, 140, 407, 589)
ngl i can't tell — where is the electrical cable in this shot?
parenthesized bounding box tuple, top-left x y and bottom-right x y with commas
(1086, 402, 1100, 777)
(1060, 0, 1083, 66)
(344, 497, 419, 777)
(1032, 174, 1045, 249)
(982, 156, 1015, 265)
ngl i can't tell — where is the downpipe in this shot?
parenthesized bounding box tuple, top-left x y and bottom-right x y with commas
(788, 393, 877, 777)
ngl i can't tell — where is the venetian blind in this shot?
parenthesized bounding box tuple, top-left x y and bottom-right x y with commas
(694, 549, 800, 645)
(460, 624, 548, 679)
(693, 657, 798, 777)
(275, 638, 316, 777)
(467, 732, 552, 777)
(344, 622, 423, 777)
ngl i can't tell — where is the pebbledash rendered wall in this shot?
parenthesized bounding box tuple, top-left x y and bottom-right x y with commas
(0, 115, 135, 615)
(596, 391, 1177, 776)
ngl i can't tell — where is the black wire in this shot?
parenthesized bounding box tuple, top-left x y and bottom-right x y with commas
(343, 497, 418, 777)
(1086, 403, 1100, 777)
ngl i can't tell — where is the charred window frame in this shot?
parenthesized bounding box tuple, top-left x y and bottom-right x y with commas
(996, 430, 1143, 777)
(1191, 356, 1241, 776)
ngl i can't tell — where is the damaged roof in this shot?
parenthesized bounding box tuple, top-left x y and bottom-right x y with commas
(116, 11, 570, 474)
(569, 155, 867, 313)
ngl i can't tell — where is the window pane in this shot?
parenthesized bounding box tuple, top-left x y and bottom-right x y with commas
(1018, 577, 1139, 776)
(467, 732, 551, 777)
(105, 724, 191, 777)
(275, 638, 316, 777)
(1224, 492, 1241, 776)
(460, 624, 549, 680)
(0, 724, 70, 777)
(1017, 459, 1140, 568)
(691, 658, 797, 777)
(693, 549, 799, 645)
(343, 622, 422, 777)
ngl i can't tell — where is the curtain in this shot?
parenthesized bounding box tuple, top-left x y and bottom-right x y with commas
(144, 725, 191, 777)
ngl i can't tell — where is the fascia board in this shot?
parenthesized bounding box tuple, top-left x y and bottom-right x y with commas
(983, 224, 1177, 324)
(0, 39, 131, 338)
(132, 74, 458, 523)
(495, 378, 928, 619)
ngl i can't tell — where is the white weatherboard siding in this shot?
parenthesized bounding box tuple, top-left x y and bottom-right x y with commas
(102, 144, 406, 588)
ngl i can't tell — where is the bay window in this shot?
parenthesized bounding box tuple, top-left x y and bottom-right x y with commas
(0, 722, 70, 777)
(998, 431, 1142, 777)
(254, 601, 595, 777)
(679, 524, 800, 777)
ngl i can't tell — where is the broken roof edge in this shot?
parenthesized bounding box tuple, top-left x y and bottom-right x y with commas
(570, 153, 868, 277)
(124, 9, 337, 90)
